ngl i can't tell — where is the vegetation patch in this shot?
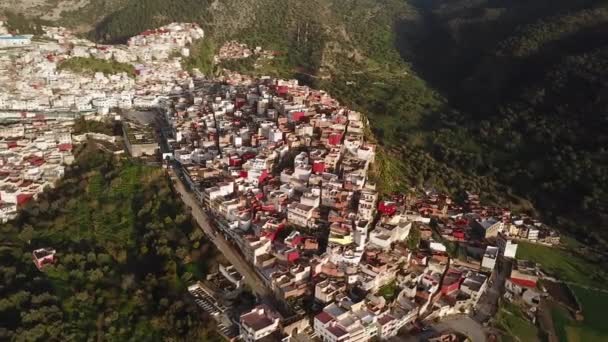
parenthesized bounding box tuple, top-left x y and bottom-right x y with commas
(495, 301, 539, 342)
(377, 281, 399, 301)
(2, 10, 51, 35)
(184, 39, 216, 76)
(73, 117, 121, 136)
(0, 144, 221, 340)
(58, 57, 136, 77)
(550, 285, 608, 342)
(516, 241, 607, 289)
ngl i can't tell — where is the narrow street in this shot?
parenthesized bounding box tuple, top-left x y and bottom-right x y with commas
(473, 257, 512, 323)
(169, 167, 273, 299)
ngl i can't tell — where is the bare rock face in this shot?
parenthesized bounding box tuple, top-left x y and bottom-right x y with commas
(1, 0, 91, 21)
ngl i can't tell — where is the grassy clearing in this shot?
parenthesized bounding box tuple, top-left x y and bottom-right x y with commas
(550, 285, 608, 342)
(570, 286, 608, 333)
(551, 302, 606, 342)
(496, 301, 539, 342)
(516, 241, 607, 289)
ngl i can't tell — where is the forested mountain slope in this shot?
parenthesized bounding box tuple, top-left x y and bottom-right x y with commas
(408, 0, 608, 241)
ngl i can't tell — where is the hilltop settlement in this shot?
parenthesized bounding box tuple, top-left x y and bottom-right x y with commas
(1, 20, 572, 342)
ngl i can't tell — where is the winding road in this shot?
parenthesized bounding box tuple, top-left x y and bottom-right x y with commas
(391, 315, 487, 342)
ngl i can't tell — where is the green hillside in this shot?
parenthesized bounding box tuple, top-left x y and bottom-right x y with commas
(0, 144, 221, 341)
(408, 0, 608, 242)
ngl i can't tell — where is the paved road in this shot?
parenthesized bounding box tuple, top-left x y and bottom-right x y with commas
(433, 316, 487, 342)
(392, 316, 486, 342)
(169, 167, 273, 299)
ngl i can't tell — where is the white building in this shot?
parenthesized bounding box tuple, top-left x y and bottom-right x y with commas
(481, 246, 499, 271)
(497, 233, 518, 258)
(240, 305, 281, 342)
(314, 299, 377, 342)
(0, 35, 32, 48)
(287, 203, 315, 227)
(369, 220, 412, 250)
(357, 190, 377, 221)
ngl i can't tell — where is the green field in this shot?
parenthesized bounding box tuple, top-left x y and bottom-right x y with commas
(496, 301, 539, 342)
(551, 286, 608, 342)
(516, 241, 607, 289)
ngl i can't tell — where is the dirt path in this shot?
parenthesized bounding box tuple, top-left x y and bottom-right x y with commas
(537, 299, 558, 342)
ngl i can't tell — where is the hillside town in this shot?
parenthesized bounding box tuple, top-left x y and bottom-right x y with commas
(159, 72, 566, 341)
(0, 21, 202, 113)
(1, 20, 576, 342)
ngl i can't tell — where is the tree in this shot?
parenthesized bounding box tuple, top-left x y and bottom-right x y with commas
(407, 225, 421, 250)
(18, 225, 35, 244)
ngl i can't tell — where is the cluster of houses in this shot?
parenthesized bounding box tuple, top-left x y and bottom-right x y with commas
(217, 41, 256, 61)
(127, 22, 204, 59)
(215, 41, 276, 65)
(0, 22, 203, 114)
(160, 73, 500, 341)
(0, 20, 32, 48)
(0, 116, 75, 222)
(232, 189, 562, 341)
(2, 19, 568, 341)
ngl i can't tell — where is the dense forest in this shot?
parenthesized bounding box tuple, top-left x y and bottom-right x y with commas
(0, 144, 221, 341)
(405, 0, 608, 242)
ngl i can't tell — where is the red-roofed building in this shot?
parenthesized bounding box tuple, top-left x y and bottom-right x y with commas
(315, 311, 333, 325)
(378, 201, 397, 216)
(58, 143, 72, 152)
(242, 152, 256, 161)
(452, 229, 465, 240)
(326, 324, 348, 340)
(508, 278, 536, 289)
(28, 157, 45, 167)
(229, 155, 242, 167)
(312, 160, 325, 174)
(236, 97, 247, 109)
(258, 170, 269, 184)
(287, 235, 304, 247)
(17, 193, 33, 206)
(290, 111, 306, 122)
(328, 132, 342, 146)
(277, 85, 289, 96)
(286, 250, 300, 263)
(441, 270, 463, 296)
